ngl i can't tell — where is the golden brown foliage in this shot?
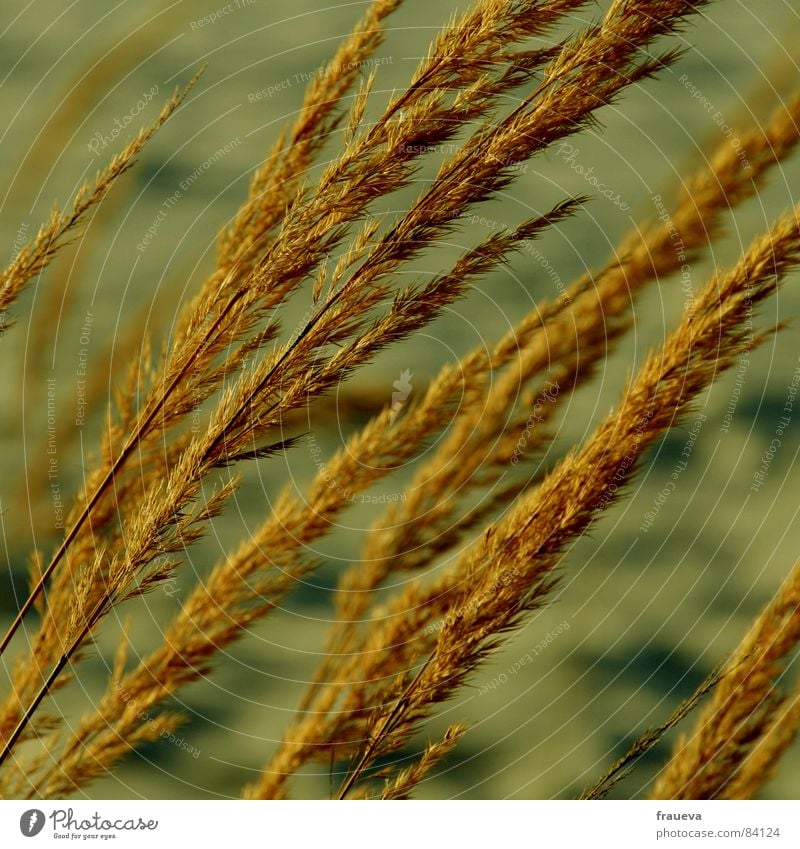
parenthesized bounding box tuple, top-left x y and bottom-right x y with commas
(1, 0, 800, 802)
(653, 563, 800, 799)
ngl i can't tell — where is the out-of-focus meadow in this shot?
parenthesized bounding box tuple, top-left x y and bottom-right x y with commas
(1, 0, 800, 798)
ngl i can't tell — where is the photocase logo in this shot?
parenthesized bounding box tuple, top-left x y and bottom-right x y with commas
(19, 809, 45, 837)
(389, 369, 413, 423)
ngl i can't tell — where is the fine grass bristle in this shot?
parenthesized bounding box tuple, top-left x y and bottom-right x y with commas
(1, 0, 799, 802)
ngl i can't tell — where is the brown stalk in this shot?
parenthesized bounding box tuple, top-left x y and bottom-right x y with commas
(378, 723, 467, 799)
(31, 208, 574, 796)
(295, 80, 800, 735)
(6, 0, 799, 802)
(335, 654, 435, 799)
(0, 71, 200, 328)
(652, 560, 800, 799)
(0, 260, 238, 660)
(263, 204, 800, 798)
(0, 0, 408, 689)
(0, 71, 202, 656)
(21, 0, 590, 652)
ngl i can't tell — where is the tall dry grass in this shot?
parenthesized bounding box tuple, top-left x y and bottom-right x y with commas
(0, 0, 799, 799)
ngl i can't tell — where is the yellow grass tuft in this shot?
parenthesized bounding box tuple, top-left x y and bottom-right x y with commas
(1, 0, 799, 802)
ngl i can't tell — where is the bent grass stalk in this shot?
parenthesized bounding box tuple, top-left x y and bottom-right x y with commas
(1, 0, 800, 800)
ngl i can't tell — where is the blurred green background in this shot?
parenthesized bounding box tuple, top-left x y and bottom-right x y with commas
(1, 0, 800, 799)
